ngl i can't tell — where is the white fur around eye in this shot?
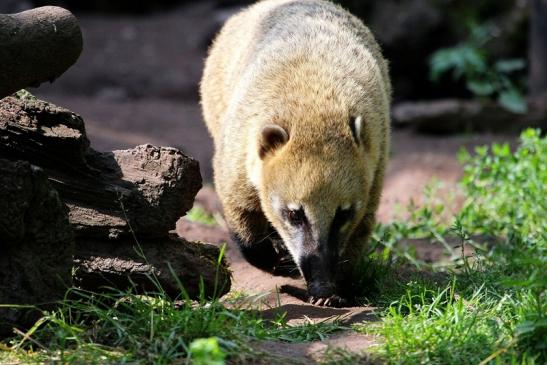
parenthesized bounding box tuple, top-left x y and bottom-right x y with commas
(271, 194, 283, 214)
(342, 203, 351, 211)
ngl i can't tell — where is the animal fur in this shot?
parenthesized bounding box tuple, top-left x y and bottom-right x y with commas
(200, 0, 391, 305)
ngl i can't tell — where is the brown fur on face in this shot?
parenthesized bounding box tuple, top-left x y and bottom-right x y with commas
(200, 0, 391, 304)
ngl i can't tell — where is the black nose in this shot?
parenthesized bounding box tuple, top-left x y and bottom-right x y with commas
(307, 280, 336, 298)
(300, 253, 337, 297)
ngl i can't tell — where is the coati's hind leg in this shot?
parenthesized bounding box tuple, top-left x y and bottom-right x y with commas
(229, 208, 297, 276)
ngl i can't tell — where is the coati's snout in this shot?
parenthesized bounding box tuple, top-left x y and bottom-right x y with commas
(263, 183, 362, 306)
(299, 252, 337, 298)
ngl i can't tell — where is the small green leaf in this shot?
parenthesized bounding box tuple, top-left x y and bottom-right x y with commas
(467, 80, 495, 96)
(14, 89, 36, 101)
(495, 59, 526, 74)
(498, 88, 527, 114)
(189, 337, 226, 365)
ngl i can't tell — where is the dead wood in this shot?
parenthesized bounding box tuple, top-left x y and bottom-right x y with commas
(0, 6, 82, 98)
(0, 95, 202, 239)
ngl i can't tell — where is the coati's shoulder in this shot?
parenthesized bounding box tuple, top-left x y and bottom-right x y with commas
(202, 0, 391, 110)
(253, 0, 390, 96)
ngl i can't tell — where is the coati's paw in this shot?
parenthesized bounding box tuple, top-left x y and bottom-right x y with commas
(232, 232, 279, 272)
(308, 295, 348, 308)
(272, 254, 299, 277)
(271, 238, 299, 277)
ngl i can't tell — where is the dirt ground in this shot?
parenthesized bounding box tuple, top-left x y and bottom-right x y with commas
(30, 2, 519, 362)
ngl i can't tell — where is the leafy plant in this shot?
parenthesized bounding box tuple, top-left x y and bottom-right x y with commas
(186, 205, 219, 227)
(355, 129, 546, 363)
(430, 23, 527, 113)
(0, 286, 343, 364)
(459, 129, 546, 239)
(189, 337, 226, 365)
(14, 89, 37, 101)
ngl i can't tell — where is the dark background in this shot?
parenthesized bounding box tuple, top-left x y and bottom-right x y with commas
(0, 0, 536, 184)
(1, 0, 530, 102)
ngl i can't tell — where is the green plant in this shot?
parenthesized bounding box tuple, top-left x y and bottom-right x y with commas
(354, 129, 546, 363)
(430, 23, 527, 113)
(2, 131, 545, 364)
(14, 89, 37, 101)
(189, 337, 226, 365)
(0, 286, 344, 364)
(459, 129, 546, 239)
(363, 283, 513, 364)
(186, 206, 219, 227)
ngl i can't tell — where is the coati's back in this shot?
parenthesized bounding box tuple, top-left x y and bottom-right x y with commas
(200, 0, 390, 140)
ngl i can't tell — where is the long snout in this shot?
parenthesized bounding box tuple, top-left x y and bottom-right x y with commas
(299, 251, 337, 298)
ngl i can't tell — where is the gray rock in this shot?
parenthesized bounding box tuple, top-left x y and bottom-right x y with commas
(0, 159, 74, 337)
(0, 95, 202, 239)
(74, 235, 231, 300)
(0, 6, 82, 98)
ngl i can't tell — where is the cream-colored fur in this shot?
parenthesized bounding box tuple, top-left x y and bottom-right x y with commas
(200, 0, 391, 296)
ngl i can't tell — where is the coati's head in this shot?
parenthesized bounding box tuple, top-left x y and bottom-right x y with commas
(251, 115, 375, 299)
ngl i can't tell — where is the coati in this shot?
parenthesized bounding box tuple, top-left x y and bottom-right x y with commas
(200, 0, 391, 307)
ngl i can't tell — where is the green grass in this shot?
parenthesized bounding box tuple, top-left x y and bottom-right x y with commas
(0, 287, 343, 364)
(352, 129, 546, 364)
(1, 129, 545, 364)
(186, 205, 219, 227)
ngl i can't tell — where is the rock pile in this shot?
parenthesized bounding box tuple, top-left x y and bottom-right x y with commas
(0, 159, 74, 337)
(0, 95, 231, 335)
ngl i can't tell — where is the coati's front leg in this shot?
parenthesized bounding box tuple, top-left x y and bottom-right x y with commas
(336, 164, 386, 303)
(227, 207, 296, 275)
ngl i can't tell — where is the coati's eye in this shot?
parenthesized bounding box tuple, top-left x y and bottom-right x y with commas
(286, 208, 307, 226)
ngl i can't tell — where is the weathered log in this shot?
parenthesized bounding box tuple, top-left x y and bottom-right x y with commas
(392, 98, 547, 134)
(73, 235, 231, 300)
(0, 6, 83, 98)
(0, 95, 202, 239)
(0, 94, 231, 303)
(0, 159, 74, 337)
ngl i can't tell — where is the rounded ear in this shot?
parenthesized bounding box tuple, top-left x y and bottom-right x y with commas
(258, 124, 289, 159)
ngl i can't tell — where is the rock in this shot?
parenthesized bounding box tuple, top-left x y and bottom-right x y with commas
(0, 6, 82, 98)
(0, 94, 230, 304)
(73, 235, 231, 300)
(392, 98, 547, 134)
(0, 92, 90, 167)
(0, 159, 74, 337)
(69, 144, 202, 239)
(0, 95, 202, 239)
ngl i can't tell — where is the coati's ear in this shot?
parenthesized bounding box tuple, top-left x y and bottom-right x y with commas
(349, 116, 362, 145)
(258, 124, 289, 159)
